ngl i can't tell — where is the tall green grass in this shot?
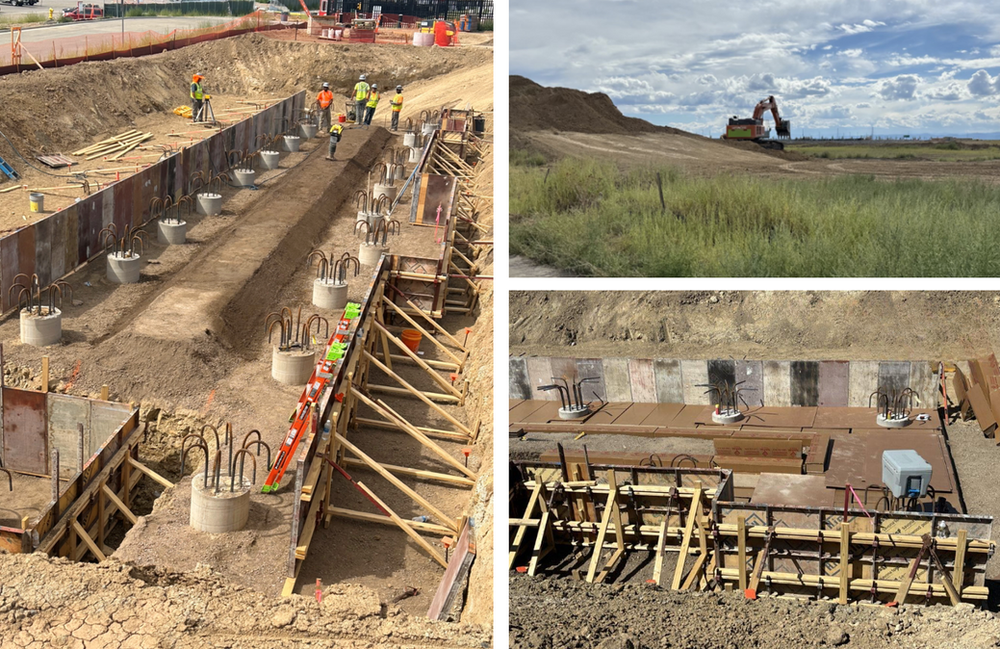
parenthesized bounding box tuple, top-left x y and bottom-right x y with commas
(789, 144, 1000, 162)
(509, 158, 1000, 276)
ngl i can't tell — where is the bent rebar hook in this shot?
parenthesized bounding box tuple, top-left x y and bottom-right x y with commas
(355, 220, 372, 245)
(243, 439, 272, 471)
(180, 437, 211, 489)
(231, 449, 257, 491)
(332, 253, 360, 285)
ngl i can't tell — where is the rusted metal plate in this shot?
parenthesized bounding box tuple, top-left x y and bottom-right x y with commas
(412, 174, 456, 225)
(112, 177, 133, 234)
(33, 215, 53, 288)
(0, 232, 19, 312)
(750, 474, 830, 507)
(427, 523, 475, 620)
(75, 190, 103, 264)
(2, 387, 48, 474)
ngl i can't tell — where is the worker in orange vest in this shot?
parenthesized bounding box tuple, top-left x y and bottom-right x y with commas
(390, 85, 404, 131)
(317, 82, 334, 131)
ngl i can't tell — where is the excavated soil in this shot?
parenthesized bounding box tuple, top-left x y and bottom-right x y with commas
(510, 574, 1000, 649)
(0, 29, 494, 644)
(509, 291, 1000, 360)
(0, 552, 491, 648)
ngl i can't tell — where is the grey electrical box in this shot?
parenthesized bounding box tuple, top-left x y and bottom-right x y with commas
(882, 450, 932, 499)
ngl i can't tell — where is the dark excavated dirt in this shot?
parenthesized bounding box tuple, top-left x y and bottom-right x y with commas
(509, 574, 1000, 649)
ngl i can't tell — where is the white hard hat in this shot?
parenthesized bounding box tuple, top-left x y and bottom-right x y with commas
(322, 82, 329, 88)
(371, 83, 378, 89)
(360, 74, 367, 81)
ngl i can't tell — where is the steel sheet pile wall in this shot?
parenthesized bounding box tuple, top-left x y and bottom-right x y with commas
(511, 357, 939, 408)
(0, 92, 305, 314)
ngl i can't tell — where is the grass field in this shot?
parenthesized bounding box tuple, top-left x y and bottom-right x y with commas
(510, 157, 1000, 276)
(787, 142, 1000, 162)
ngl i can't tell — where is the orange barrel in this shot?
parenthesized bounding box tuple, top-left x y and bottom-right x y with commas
(401, 329, 422, 352)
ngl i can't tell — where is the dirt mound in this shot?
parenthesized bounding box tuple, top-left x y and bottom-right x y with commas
(510, 75, 695, 137)
(509, 290, 1000, 360)
(0, 552, 491, 648)
(0, 34, 491, 155)
(510, 574, 1000, 649)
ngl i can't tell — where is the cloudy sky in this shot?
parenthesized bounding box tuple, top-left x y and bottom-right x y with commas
(510, 0, 1000, 138)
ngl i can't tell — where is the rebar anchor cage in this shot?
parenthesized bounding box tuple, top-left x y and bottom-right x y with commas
(870, 387, 920, 428)
(537, 376, 601, 420)
(699, 380, 754, 425)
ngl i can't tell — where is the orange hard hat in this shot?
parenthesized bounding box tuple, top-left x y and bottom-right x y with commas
(192, 73, 203, 82)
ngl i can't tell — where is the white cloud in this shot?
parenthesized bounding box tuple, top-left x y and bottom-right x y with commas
(968, 69, 999, 96)
(878, 75, 920, 101)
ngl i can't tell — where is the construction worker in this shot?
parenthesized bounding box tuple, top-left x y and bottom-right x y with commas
(327, 122, 344, 160)
(390, 85, 404, 131)
(364, 83, 380, 126)
(190, 73, 207, 122)
(353, 74, 370, 127)
(317, 82, 334, 131)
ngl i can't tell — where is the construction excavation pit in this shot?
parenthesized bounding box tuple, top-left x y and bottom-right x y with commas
(0, 30, 493, 648)
(509, 291, 1000, 649)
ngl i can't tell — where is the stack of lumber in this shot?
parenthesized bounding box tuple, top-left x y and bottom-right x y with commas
(72, 130, 154, 162)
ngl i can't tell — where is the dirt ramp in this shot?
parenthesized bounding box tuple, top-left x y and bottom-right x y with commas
(510, 75, 694, 137)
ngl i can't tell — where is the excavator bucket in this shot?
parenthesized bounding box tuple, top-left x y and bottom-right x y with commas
(776, 119, 791, 138)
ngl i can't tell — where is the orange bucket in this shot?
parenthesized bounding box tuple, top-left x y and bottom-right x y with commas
(401, 329, 422, 353)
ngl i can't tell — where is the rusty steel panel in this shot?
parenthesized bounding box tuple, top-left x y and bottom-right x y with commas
(48, 210, 68, 282)
(33, 216, 53, 288)
(0, 232, 20, 312)
(2, 388, 48, 474)
(112, 179, 133, 234)
(76, 190, 103, 263)
(412, 174, 456, 225)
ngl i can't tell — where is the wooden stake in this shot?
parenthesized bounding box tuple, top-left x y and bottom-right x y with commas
(356, 481, 448, 569)
(334, 433, 457, 531)
(509, 482, 543, 570)
(72, 518, 106, 561)
(372, 321, 462, 398)
(100, 385, 109, 401)
(672, 487, 702, 590)
(527, 511, 553, 576)
(362, 351, 473, 435)
(839, 522, 851, 604)
(101, 483, 137, 524)
(737, 516, 747, 592)
(954, 529, 967, 597)
(128, 458, 174, 489)
(652, 518, 668, 586)
(41, 356, 48, 392)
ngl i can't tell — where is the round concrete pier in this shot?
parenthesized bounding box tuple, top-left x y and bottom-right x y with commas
(157, 219, 186, 245)
(284, 135, 301, 152)
(189, 472, 251, 533)
(877, 414, 912, 428)
(358, 243, 387, 266)
(403, 132, 417, 147)
(408, 147, 421, 163)
(712, 410, 744, 425)
(232, 168, 256, 187)
(107, 252, 141, 284)
(374, 183, 398, 202)
(313, 278, 349, 310)
(421, 123, 436, 136)
(260, 150, 280, 170)
(558, 406, 591, 420)
(272, 347, 316, 385)
(197, 192, 222, 216)
(20, 307, 62, 346)
(301, 123, 318, 139)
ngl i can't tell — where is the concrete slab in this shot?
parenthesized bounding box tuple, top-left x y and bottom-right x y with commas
(653, 359, 684, 403)
(603, 358, 632, 403)
(763, 361, 791, 407)
(848, 361, 879, 407)
(509, 357, 530, 401)
(628, 358, 657, 403)
(576, 358, 607, 402)
(790, 360, 819, 407)
(681, 360, 709, 404)
(818, 361, 849, 407)
(525, 357, 555, 401)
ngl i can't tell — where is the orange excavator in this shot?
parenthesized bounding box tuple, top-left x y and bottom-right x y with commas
(722, 95, 791, 150)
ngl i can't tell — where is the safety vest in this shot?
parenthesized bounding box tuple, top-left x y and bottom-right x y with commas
(354, 81, 370, 101)
(329, 124, 343, 139)
(391, 93, 403, 112)
(317, 90, 333, 109)
(190, 81, 203, 101)
(366, 91, 380, 108)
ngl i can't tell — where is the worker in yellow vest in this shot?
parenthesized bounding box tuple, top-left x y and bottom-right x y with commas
(190, 73, 209, 123)
(353, 74, 370, 127)
(390, 85, 404, 131)
(364, 84, 380, 127)
(327, 122, 344, 160)
(317, 82, 334, 131)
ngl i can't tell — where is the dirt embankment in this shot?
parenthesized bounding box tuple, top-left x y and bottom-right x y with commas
(510, 75, 694, 137)
(0, 34, 492, 156)
(509, 291, 1000, 360)
(510, 574, 1000, 649)
(0, 552, 491, 648)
